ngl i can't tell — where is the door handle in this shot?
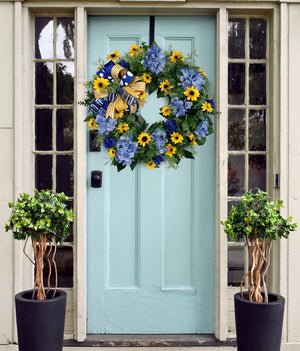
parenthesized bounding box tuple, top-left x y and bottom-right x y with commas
(91, 170, 102, 188)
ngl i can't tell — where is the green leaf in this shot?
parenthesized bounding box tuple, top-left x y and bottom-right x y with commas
(182, 150, 195, 159)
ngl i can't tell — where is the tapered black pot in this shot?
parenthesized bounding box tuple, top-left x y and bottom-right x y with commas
(234, 292, 285, 351)
(15, 289, 66, 351)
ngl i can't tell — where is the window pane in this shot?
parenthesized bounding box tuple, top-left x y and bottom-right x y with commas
(228, 155, 245, 196)
(35, 109, 52, 151)
(228, 63, 245, 105)
(228, 246, 244, 286)
(228, 109, 245, 150)
(249, 109, 266, 151)
(35, 62, 53, 105)
(43, 246, 73, 288)
(35, 17, 53, 59)
(35, 155, 52, 191)
(249, 155, 266, 192)
(56, 18, 75, 59)
(250, 19, 267, 59)
(56, 155, 74, 196)
(56, 109, 74, 151)
(249, 64, 266, 105)
(228, 19, 245, 59)
(56, 62, 74, 104)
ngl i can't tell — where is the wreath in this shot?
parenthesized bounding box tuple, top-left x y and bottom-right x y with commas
(82, 42, 216, 171)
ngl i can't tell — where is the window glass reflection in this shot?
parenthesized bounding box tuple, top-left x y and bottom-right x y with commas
(35, 109, 52, 151)
(35, 17, 53, 59)
(228, 155, 245, 196)
(249, 155, 266, 192)
(56, 18, 75, 59)
(56, 62, 74, 104)
(249, 64, 266, 105)
(228, 19, 245, 59)
(56, 155, 74, 196)
(56, 109, 74, 151)
(250, 19, 267, 59)
(228, 246, 245, 286)
(35, 155, 52, 191)
(228, 63, 245, 105)
(228, 109, 245, 150)
(249, 110, 266, 151)
(35, 62, 53, 105)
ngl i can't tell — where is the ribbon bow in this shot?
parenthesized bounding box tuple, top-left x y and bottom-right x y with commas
(90, 60, 147, 119)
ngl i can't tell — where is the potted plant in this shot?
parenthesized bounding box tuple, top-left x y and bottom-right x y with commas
(5, 189, 74, 351)
(221, 189, 297, 351)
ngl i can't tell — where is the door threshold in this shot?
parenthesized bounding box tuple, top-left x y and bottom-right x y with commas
(64, 334, 236, 347)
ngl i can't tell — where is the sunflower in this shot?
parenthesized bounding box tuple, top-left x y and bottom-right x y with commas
(188, 134, 197, 146)
(171, 132, 184, 144)
(108, 148, 116, 158)
(129, 43, 141, 57)
(139, 91, 147, 100)
(197, 67, 202, 73)
(201, 72, 207, 76)
(146, 161, 156, 169)
(93, 77, 109, 92)
(118, 122, 130, 133)
(143, 73, 152, 84)
(165, 144, 177, 157)
(107, 50, 121, 62)
(161, 105, 171, 117)
(184, 86, 200, 101)
(88, 118, 98, 130)
(201, 101, 213, 113)
(138, 132, 152, 147)
(159, 79, 174, 93)
(170, 50, 183, 63)
(114, 110, 124, 118)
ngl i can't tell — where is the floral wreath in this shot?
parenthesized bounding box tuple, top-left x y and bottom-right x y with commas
(82, 42, 216, 171)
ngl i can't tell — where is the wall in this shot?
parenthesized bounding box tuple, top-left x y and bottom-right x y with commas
(0, 1, 14, 344)
(288, 3, 300, 343)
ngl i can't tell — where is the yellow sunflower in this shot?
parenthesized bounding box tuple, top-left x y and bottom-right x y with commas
(118, 122, 130, 133)
(88, 118, 98, 130)
(129, 43, 141, 57)
(197, 67, 202, 73)
(201, 101, 213, 113)
(93, 77, 109, 92)
(170, 50, 184, 63)
(139, 91, 147, 100)
(107, 50, 120, 62)
(171, 132, 184, 144)
(188, 134, 197, 146)
(143, 73, 152, 84)
(159, 79, 173, 92)
(165, 144, 177, 157)
(114, 110, 124, 118)
(201, 72, 207, 76)
(146, 161, 156, 170)
(108, 148, 116, 158)
(184, 86, 200, 101)
(161, 105, 171, 117)
(138, 132, 151, 147)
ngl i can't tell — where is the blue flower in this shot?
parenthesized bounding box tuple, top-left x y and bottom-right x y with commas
(151, 128, 167, 154)
(195, 119, 209, 139)
(179, 67, 205, 92)
(207, 98, 215, 108)
(143, 45, 166, 75)
(171, 97, 193, 117)
(115, 135, 139, 166)
(154, 155, 164, 165)
(165, 119, 178, 133)
(103, 137, 117, 149)
(96, 114, 118, 136)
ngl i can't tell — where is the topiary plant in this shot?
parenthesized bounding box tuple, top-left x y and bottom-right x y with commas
(5, 189, 74, 300)
(221, 189, 297, 303)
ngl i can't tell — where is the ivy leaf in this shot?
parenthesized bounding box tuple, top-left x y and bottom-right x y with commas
(183, 150, 195, 159)
(117, 164, 126, 172)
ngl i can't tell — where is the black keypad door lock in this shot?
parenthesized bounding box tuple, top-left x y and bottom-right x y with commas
(91, 170, 102, 188)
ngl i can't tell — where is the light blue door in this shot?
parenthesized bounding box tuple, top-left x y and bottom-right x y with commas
(87, 15, 215, 334)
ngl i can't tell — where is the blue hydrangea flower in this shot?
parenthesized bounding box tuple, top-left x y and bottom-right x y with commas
(171, 97, 193, 117)
(115, 135, 139, 166)
(179, 67, 205, 92)
(154, 155, 164, 165)
(96, 114, 118, 136)
(195, 119, 209, 139)
(103, 136, 117, 149)
(143, 45, 166, 74)
(207, 98, 215, 108)
(151, 128, 167, 154)
(165, 119, 178, 133)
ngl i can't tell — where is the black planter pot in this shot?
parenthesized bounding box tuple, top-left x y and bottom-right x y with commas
(15, 289, 66, 351)
(234, 292, 285, 351)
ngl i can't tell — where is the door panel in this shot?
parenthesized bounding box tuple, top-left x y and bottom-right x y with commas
(87, 15, 215, 334)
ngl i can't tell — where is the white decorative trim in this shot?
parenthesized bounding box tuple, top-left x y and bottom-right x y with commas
(75, 5, 87, 342)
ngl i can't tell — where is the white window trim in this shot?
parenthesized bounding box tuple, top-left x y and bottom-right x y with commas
(13, 1, 283, 343)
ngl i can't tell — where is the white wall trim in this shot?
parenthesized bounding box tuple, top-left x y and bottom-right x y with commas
(75, 5, 87, 342)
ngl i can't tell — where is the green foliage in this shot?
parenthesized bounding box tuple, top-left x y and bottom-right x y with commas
(221, 189, 297, 242)
(5, 189, 74, 244)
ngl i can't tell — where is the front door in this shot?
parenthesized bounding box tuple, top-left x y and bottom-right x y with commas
(87, 15, 215, 334)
